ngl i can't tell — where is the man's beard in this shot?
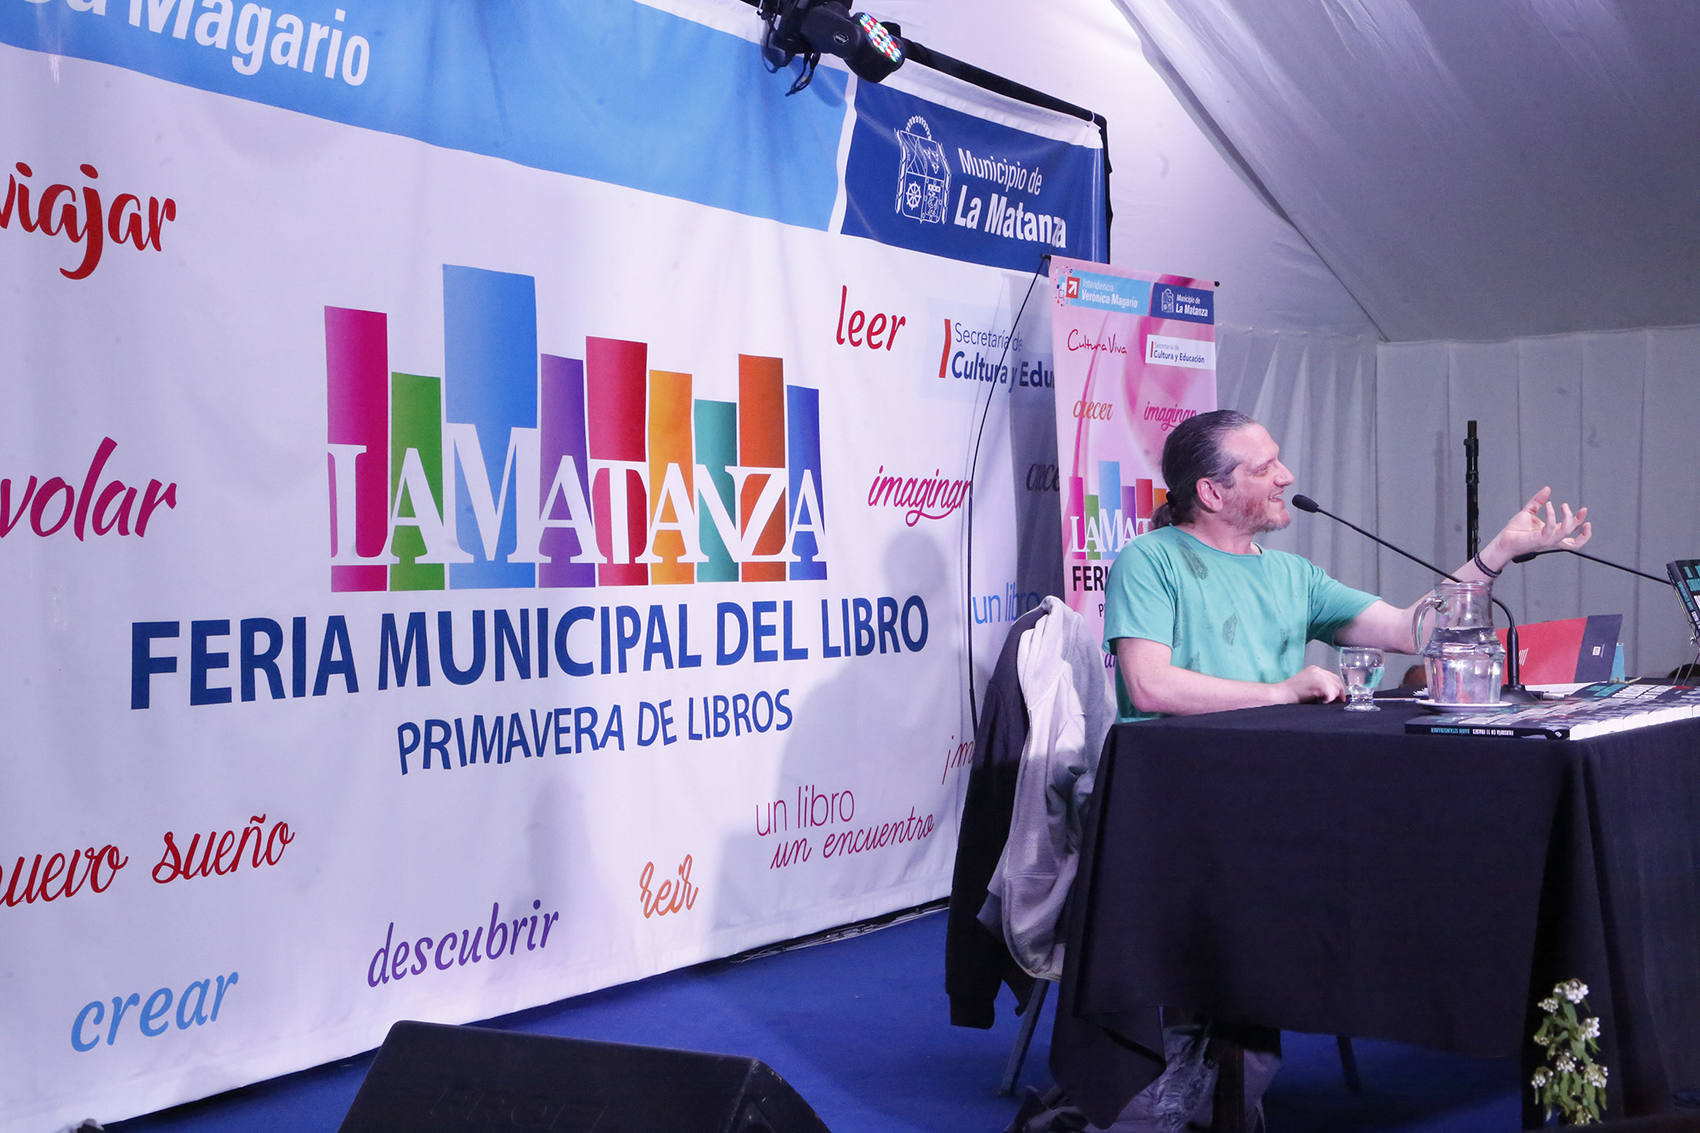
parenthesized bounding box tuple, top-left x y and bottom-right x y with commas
(1225, 490, 1290, 535)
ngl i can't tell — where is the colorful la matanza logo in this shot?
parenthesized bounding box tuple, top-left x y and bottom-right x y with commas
(325, 265, 827, 592)
(1066, 460, 1163, 559)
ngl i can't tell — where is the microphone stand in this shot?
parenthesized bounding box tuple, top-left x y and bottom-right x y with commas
(1511, 547, 1668, 585)
(1464, 421, 1479, 560)
(1292, 496, 1531, 701)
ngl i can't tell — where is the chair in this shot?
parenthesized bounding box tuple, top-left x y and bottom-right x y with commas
(999, 980, 1051, 1093)
(945, 608, 1045, 1037)
(944, 600, 1087, 1092)
(965, 598, 1109, 1095)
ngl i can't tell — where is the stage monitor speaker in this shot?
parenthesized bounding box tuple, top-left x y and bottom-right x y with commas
(338, 1020, 832, 1132)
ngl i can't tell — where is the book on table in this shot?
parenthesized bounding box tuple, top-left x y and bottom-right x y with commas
(1404, 680, 1700, 740)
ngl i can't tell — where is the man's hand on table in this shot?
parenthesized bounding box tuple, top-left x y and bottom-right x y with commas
(1280, 664, 1345, 704)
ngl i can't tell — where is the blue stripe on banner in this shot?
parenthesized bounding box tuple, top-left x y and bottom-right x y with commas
(1097, 459, 1121, 539)
(785, 384, 826, 580)
(444, 265, 537, 590)
(0, 0, 846, 230)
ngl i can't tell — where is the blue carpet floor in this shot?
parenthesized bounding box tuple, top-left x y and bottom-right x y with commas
(106, 907, 1521, 1131)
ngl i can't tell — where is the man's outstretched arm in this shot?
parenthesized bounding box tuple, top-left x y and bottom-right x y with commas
(1338, 486, 1592, 652)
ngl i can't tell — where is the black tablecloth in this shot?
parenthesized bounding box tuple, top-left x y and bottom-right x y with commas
(1052, 702, 1700, 1127)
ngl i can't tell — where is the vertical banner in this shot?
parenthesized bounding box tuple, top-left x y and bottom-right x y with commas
(1046, 258, 1217, 652)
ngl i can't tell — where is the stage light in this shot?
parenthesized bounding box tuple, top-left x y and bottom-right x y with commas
(757, 0, 904, 95)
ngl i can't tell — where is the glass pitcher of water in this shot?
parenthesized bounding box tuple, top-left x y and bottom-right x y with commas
(1411, 580, 1505, 705)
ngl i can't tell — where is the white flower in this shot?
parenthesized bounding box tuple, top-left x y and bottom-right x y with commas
(1533, 976, 1608, 1121)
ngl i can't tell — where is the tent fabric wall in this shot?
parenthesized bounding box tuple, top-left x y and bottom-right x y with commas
(1217, 328, 1381, 621)
(1132, 322, 1700, 684)
(1379, 327, 1700, 679)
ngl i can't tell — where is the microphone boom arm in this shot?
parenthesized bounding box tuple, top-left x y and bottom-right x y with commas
(1512, 547, 1667, 585)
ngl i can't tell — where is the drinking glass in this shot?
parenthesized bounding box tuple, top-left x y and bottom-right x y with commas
(1339, 647, 1384, 712)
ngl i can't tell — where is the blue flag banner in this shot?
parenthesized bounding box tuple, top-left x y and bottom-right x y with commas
(842, 77, 1107, 270)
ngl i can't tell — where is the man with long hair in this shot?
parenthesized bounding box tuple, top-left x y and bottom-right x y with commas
(1091, 409, 1590, 1129)
(1106, 409, 1590, 721)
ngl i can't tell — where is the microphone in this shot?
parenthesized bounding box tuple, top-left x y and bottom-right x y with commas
(1511, 547, 1668, 585)
(1290, 494, 1529, 699)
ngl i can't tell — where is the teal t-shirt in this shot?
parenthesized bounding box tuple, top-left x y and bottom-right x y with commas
(1102, 526, 1378, 721)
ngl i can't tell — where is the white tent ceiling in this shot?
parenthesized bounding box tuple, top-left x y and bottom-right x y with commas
(1120, 0, 1700, 342)
(866, 0, 1379, 337)
(871, 0, 1700, 344)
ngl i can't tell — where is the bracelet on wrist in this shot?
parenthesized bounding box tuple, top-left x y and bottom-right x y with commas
(1473, 552, 1503, 579)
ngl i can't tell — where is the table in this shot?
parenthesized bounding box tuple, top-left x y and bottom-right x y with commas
(1051, 702, 1700, 1128)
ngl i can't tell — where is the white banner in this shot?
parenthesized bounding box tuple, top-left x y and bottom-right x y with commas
(0, 1, 1102, 1127)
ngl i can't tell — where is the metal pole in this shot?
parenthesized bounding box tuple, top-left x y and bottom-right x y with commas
(1464, 420, 1480, 559)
